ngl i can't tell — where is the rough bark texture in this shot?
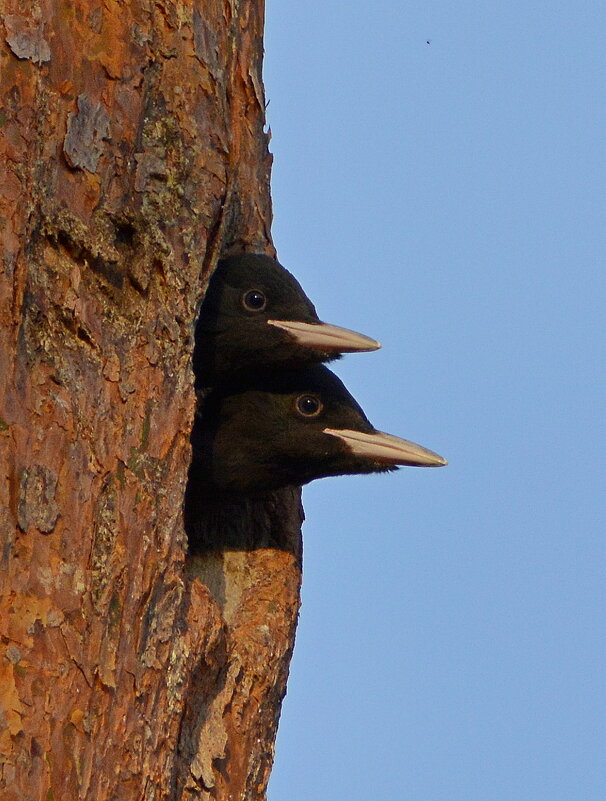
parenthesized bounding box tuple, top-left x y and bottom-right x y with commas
(0, 2, 303, 800)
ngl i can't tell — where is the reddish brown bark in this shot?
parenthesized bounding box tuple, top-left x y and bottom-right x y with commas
(0, 2, 302, 799)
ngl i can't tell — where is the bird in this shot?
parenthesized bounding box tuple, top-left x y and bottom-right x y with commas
(188, 364, 446, 498)
(193, 254, 380, 387)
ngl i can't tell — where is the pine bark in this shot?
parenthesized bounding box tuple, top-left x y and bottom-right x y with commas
(0, 3, 302, 800)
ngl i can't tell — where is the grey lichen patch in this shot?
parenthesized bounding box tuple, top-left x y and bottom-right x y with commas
(131, 23, 151, 48)
(126, 445, 165, 483)
(134, 90, 192, 227)
(6, 645, 22, 664)
(42, 206, 121, 267)
(5, 15, 51, 64)
(17, 465, 59, 534)
(140, 584, 184, 668)
(88, 7, 103, 34)
(126, 446, 147, 480)
(90, 474, 118, 607)
(42, 207, 133, 295)
(63, 94, 110, 173)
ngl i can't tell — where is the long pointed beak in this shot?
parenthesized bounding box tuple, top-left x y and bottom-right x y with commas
(323, 428, 447, 467)
(267, 319, 381, 353)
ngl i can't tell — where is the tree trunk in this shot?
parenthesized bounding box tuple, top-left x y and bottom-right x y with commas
(0, 3, 302, 799)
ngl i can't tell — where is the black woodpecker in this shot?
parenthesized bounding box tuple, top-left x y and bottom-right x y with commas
(194, 254, 380, 387)
(189, 364, 446, 497)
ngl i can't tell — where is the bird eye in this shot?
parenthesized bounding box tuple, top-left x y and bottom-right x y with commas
(296, 394, 323, 418)
(242, 289, 267, 311)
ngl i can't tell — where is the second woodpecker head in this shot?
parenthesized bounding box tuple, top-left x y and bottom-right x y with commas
(190, 364, 446, 498)
(194, 254, 380, 387)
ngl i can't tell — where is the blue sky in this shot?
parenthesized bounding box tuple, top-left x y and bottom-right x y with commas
(263, 2, 605, 800)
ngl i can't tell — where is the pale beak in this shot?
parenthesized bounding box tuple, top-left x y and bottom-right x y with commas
(323, 428, 447, 467)
(267, 319, 381, 353)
